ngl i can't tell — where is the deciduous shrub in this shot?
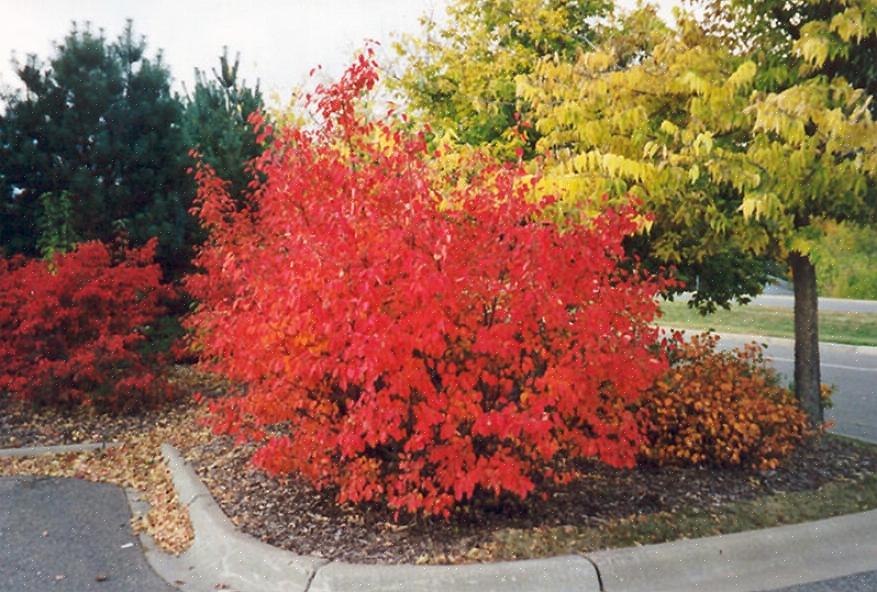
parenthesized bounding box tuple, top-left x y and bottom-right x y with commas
(640, 333, 813, 470)
(0, 239, 175, 412)
(185, 53, 671, 517)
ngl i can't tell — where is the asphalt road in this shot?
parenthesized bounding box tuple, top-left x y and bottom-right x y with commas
(711, 333, 877, 443)
(766, 570, 877, 592)
(676, 290, 877, 314)
(0, 476, 173, 592)
(750, 294, 877, 314)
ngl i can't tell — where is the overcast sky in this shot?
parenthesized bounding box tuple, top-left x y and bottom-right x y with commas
(0, 0, 676, 104)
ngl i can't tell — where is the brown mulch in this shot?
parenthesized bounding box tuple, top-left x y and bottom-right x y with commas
(183, 432, 877, 565)
(0, 366, 227, 449)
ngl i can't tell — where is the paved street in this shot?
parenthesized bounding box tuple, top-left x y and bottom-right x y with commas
(766, 570, 877, 592)
(750, 293, 877, 315)
(0, 476, 173, 592)
(713, 333, 877, 443)
(676, 290, 877, 314)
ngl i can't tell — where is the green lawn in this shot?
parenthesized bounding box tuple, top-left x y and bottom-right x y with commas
(658, 300, 877, 347)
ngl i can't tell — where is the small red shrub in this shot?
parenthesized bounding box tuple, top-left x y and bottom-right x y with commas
(185, 53, 671, 517)
(0, 239, 175, 412)
(640, 333, 813, 470)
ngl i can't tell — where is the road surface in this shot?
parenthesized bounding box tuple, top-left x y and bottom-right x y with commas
(674, 290, 877, 314)
(766, 570, 877, 591)
(0, 476, 173, 592)
(708, 333, 877, 443)
(750, 294, 877, 315)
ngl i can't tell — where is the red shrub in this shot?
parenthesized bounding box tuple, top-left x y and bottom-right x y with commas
(0, 239, 175, 411)
(640, 333, 813, 470)
(185, 53, 671, 517)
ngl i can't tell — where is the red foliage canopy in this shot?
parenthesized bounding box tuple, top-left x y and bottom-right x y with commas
(186, 52, 671, 516)
(0, 239, 174, 411)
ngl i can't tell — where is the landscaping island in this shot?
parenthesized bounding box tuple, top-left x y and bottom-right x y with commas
(2, 4, 877, 586)
(3, 371, 877, 565)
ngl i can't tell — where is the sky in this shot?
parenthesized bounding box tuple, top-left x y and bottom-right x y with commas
(0, 0, 677, 103)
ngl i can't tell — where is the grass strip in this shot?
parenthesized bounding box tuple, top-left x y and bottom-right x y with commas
(657, 301, 877, 347)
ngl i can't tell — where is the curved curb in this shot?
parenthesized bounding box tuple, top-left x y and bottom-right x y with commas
(157, 444, 601, 592)
(156, 443, 877, 592)
(0, 441, 118, 458)
(156, 444, 328, 592)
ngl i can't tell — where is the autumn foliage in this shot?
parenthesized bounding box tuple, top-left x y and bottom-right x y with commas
(640, 333, 812, 470)
(0, 239, 175, 412)
(185, 54, 671, 517)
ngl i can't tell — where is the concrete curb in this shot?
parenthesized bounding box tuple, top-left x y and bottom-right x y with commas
(156, 444, 328, 592)
(307, 555, 600, 592)
(155, 443, 877, 592)
(156, 444, 601, 592)
(589, 508, 877, 591)
(0, 441, 119, 458)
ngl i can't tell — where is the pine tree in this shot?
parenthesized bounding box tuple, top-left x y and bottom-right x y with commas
(181, 47, 264, 208)
(0, 20, 193, 272)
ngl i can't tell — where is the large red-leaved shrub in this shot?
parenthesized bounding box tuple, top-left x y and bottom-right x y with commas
(185, 52, 671, 517)
(0, 239, 174, 411)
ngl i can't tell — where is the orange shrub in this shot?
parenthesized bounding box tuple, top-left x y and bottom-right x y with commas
(640, 333, 814, 470)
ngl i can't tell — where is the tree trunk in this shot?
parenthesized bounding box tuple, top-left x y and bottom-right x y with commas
(789, 251, 823, 425)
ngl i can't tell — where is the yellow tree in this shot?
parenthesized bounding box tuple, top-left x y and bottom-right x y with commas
(746, 0, 877, 421)
(522, 11, 779, 308)
(521, 7, 877, 422)
(398, 1, 777, 312)
(393, 0, 611, 156)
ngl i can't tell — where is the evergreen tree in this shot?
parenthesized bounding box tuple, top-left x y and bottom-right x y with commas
(181, 48, 264, 208)
(0, 20, 193, 272)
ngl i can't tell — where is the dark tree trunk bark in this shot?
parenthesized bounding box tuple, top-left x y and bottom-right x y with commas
(789, 251, 823, 425)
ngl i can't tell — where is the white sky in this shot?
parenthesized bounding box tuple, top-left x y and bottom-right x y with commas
(0, 0, 677, 103)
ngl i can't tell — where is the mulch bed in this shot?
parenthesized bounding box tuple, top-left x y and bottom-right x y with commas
(0, 399, 186, 449)
(182, 431, 877, 565)
(0, 366, 226, 449)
